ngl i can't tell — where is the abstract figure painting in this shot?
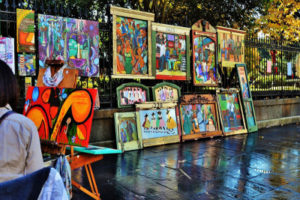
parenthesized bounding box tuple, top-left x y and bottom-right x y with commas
(136, 102, 180, 147)
(0, 37, 15, 74)
(23, 86, 97, 147)
(17, 9, 35, 53)
(152, 82, 181, 102)
(38, 14, 99, 77)
(116, 82, 150, 108)
(236, 64, 258, 132)
(192, 20, 218, 86)
(216, 90, 247, 136)
(152, 23, 190, 80)
(18, 54, 36, 76)
(217, 26, 246, 68)
(179, 94, 222, 141)
(111, 6, 155, 79)
(114, 112, 142, 151)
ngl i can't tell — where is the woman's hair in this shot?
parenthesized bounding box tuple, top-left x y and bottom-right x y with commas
(0, 59, 19, 109)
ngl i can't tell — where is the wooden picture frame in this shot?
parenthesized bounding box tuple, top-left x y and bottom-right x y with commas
(216, 89, 247, 136)
(152, 82, 181, 102)
(114, 112, 143, 152)
(216, 26, 246, 68)
(192, 20, 218, 86)
(151, 22, 191, 80)
(236, 63, 258, 132)
(111, 6, 155, 79)
(136, 102, 181, 147)
(179, 94, 222, 141)
(116, 82, 150, 108)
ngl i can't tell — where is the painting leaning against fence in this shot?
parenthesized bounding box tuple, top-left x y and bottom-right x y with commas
(17, 9, 35, 53)
(114, 112, 142, 151)
(217, 93, 244, 133)
(0, 37, 15, 74)
(237, 67, 250, 99)
(116, 16, 148, 75)
(180, 104, 218, 135)
(193, 36, 217, 85)
(23, 86, 97, 147)
(139, 108, 178, 139)
(38, 14, 99, 77)
(18, 54, 36, 76)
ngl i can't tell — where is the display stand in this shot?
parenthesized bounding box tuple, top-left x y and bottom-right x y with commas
(68, 146, 102, 200)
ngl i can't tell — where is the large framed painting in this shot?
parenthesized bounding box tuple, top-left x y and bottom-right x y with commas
(116, 82, 150, 108)
(216, 89, 247, 136)
(216, 26, 246, 68)
(38, 14, 99, 77)
(136, 102, 181, 147)
(236, 64, 258, 132)
(192, 20, 218, 86)
(17, 9, 35, 53)
(18, 54, 36, 76)
(151, 23, 190, 80)
(0, 37, 15, 74)
(152, 82, 181, 102)
(114, 112, 143, 152)
(179, 94, 222, 141)
(23, 86, 97, 147)
(111, 6, 155, 79)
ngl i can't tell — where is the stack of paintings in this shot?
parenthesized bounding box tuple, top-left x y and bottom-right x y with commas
(236, 64, 258, 132)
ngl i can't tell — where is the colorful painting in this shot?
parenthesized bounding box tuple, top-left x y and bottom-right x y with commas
(217, 92, 246, 134)
(38, 14, 99, 77)
(111, 6, 154, 79)
(244, 101, 256, 130)
(116, 83, 150, 108)
(23, 86, 97, 147)
(0, 37, 15, 74)
(237, 66, 250, 99)
(217, 26, 246, 68)
(18, 54, 36, 76)
(193, 36, 217, 85)
(180, 104, 218, 134)
(17, 9, 35, 53)
(179, 94, 222, 140)
(139, 108, 178, 139)
(115, 16, 148, 75)
(114, 112, 142, 151)
(152, 82, 181, 102)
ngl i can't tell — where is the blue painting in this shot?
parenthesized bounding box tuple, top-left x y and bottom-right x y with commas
(139, 108, 178, 139)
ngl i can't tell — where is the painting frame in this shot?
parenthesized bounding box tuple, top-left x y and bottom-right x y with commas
(152, 82, 181, 102)
(136, 102, 181, 147)
(216, 26, 246, 68)
(151, 22, 191, 80)
(17, 8, 35, 53)
(216, 89, 247, 136)
(111, 6, 155, 79)
(236, 63, 258, 132)
(192, 20, 218, 86)
(23, 87, 97, 147)
(179, 94, 222, 141)
(114, 112, 143, 152)
(116, 82, 150, 108)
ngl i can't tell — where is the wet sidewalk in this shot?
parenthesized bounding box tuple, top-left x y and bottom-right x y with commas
(73, 124, 300, 200)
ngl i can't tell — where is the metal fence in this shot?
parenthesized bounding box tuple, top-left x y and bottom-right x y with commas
(1, 0, 300, 110)
(245, 35, 300, 98)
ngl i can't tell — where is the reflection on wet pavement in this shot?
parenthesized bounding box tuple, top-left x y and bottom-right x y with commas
(73, 124, 300, 200)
